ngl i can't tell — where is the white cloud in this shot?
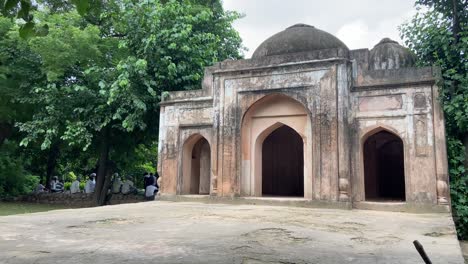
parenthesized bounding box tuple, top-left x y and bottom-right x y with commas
(223, 0, 417, 57)
(336, 20, 371, 49)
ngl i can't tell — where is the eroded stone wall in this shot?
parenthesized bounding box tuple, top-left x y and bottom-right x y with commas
(157, 47, 448, 209)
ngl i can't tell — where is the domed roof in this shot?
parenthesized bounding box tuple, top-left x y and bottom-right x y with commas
(369, 38, 416, 70)
(252, 24, 348, 58)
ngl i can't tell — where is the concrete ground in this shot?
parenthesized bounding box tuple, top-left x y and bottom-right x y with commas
(0, 201, 465, 264)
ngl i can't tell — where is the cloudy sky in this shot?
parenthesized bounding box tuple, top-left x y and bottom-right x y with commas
(223, 0, 417, 58)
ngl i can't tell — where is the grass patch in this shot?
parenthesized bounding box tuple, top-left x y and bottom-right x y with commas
(0, 202, 71, 216)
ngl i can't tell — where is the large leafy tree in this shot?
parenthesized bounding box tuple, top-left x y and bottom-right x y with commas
(0, 16, 43, 145)
(0, 16, 51, 196)
(400, 0, 467, 238)
(16, 0, 243, 205)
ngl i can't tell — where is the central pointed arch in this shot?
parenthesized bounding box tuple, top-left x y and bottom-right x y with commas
(262, 125, 304, 196)
(240, 94, 312, 198)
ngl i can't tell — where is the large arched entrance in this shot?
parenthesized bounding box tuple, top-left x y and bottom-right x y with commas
(181, 135, 211, 195)
(363, 130, 405, 201)
(240, 94, 312, 198)
(262, 125, 304, 197)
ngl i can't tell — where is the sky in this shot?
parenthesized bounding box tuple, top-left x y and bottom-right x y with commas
(223, 0, 417, 58)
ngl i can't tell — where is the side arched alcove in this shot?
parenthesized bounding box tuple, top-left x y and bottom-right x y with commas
(360, 126, 407, 202)
(180, 134, 212, 195)
(240, 94, 313, 198)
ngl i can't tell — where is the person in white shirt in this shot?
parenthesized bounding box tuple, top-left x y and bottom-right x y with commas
(70, 177, 81, 194)
(112, 174, 122, 194)
(50, 176, 63, 193)
(84, 173, 96, 194)
(121, 176, 136, 195)
(145, 185, 157, 200)
(35, 182, 45, 193)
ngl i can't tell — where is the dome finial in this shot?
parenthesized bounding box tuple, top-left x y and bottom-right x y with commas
(375, 38, 399, 47)
(287, 24, 314, 29)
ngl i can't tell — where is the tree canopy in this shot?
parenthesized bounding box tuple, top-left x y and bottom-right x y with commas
(0, 0, 244, 204)
(401, 0, 468, 239)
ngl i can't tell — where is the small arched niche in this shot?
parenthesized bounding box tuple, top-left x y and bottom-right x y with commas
(363, 129, 405, 201)
(181, 135, 211, 195)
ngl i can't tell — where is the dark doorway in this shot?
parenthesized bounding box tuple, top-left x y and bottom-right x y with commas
(189, 138, 210, 194)
(364, 131, 405, 201)
(262, 125, 304, 197)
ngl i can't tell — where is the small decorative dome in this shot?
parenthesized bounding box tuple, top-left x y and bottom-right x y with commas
(252, 24, 348, 58)
(369, 38, 416, 70)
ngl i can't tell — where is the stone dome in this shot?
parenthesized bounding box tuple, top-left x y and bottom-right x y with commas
(369, 38, 416, 70)
(252, 24, 348, 58)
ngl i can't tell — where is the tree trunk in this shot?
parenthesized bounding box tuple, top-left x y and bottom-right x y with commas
(94, 129, 112, 206)
(45, 142, 60, 188)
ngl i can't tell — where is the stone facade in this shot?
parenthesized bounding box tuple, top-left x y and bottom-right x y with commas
(157, 24, 449, 211)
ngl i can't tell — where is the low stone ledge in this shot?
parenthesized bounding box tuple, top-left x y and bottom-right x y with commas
(158, 194, 353, 210)
(16, 193, 145, 208)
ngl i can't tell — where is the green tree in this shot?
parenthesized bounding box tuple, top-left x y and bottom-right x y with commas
(0, 0, 96, 38)
(16, 0, 243, 205)
(400, 0, 468, 239)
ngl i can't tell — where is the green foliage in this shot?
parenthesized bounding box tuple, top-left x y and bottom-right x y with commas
(116, 0, 244, 92)
(400, 0, 468, 239)
(0, 140, 40, 198)
(1, 0, 243, 205)
(0, 144, 25, 198)
(16, 0, 243, 155)
(0, 0, 94, 38)
(0, 16, 44, 124)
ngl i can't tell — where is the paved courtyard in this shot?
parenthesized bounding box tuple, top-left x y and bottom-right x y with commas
(0, 201, 465, 264)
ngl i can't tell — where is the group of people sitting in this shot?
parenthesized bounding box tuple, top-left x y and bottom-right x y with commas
(110, 174, 138, 195)
(35, 173, 98, 194)
(144, 172, 159, 200)
(34, 171, 160, 201)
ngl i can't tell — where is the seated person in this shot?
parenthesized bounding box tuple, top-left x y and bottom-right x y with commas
(70, 177, 81, 194)
(50, 176, 64, 193)
(145, 184, 157, 201)
(112, 174, 122, 194)
(56, 180, 64, 192)
(121, 176, 136, 195)
(84, 173, 96, 194)
(35, 182, 46, 193)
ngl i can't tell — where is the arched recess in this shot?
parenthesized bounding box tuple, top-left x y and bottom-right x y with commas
(262, 125, 304, 196)
(181, 134, 211, 195)
(362, 127, 406, 201)
(241, 94, 312, 198)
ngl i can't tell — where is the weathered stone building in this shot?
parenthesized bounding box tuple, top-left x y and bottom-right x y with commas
(157, 24, 450, 211)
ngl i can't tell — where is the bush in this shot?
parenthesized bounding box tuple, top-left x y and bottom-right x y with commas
(23, 174, 40, 194)
(0, 141, 26, 199)
(448, 137, 468, 239)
